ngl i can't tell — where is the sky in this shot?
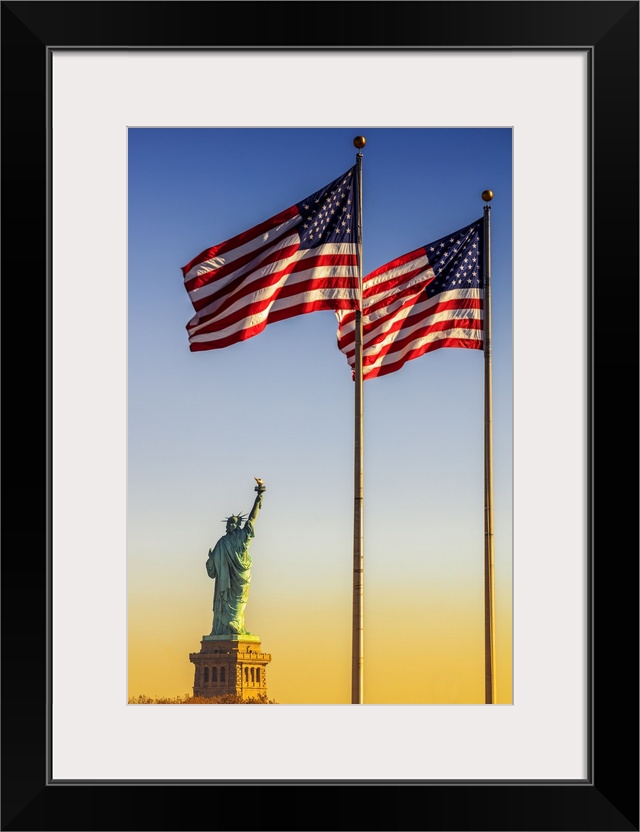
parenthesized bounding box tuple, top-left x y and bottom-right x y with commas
(127, 127, 513, 705)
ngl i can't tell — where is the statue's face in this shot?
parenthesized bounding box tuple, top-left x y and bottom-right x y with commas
(226, 517, 240, 533)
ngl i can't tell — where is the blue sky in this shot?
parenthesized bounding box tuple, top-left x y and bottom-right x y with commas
(127, 127, 513, 703)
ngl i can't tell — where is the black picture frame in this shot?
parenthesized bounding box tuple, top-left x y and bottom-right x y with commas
(2, 2, 638, 830)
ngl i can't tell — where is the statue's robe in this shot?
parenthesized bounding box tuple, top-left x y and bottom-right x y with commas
(206, 521, 254, 635)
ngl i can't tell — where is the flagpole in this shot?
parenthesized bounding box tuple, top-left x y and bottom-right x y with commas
(482, 189, 497, 704)
(352, 136, 365, 704)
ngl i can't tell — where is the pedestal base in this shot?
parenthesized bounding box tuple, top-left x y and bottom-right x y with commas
(189, 637, 272, 701)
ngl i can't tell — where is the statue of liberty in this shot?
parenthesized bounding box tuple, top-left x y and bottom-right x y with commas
(206, 479, 265, 636)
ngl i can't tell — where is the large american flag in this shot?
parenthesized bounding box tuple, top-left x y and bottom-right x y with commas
(182, 167, 360, 351)
(336, 218, 485, 380)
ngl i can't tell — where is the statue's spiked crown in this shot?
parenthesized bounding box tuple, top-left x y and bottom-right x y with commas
(223, 513, 246, 526)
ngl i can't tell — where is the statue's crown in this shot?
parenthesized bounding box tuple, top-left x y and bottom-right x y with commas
(222, 513, 245, 525)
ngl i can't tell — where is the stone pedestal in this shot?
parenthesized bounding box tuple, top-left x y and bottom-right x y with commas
(189, 634, 272, 701)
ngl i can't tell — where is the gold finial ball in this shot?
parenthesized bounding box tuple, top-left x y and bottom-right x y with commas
(353, 136, 366, 149)
(482, 189, 494, 202)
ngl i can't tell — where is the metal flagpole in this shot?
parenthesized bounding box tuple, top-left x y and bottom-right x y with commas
(351, 136, 365, 704)
(482, 189, 497, 704)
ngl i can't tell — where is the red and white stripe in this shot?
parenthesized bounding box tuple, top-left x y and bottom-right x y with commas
(336, 247, 484, 380)
(182, 206, 359, 352)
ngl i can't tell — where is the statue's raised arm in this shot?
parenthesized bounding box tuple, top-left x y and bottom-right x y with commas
(248, 477, 266, 526)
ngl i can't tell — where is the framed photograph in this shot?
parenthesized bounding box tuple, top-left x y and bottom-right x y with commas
(2, 2, 637, 830)
(124, 123, 514, 714)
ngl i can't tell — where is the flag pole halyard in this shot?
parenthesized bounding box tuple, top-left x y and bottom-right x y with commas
(482, 189, 497, 704)
(352, 136, 366, 704)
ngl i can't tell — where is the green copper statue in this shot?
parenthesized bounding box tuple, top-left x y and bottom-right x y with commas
(206, 478, 266, 636)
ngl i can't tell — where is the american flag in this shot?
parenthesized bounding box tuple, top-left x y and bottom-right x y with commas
(336, 218, 485, 380)
(182, 167, 360, 351)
